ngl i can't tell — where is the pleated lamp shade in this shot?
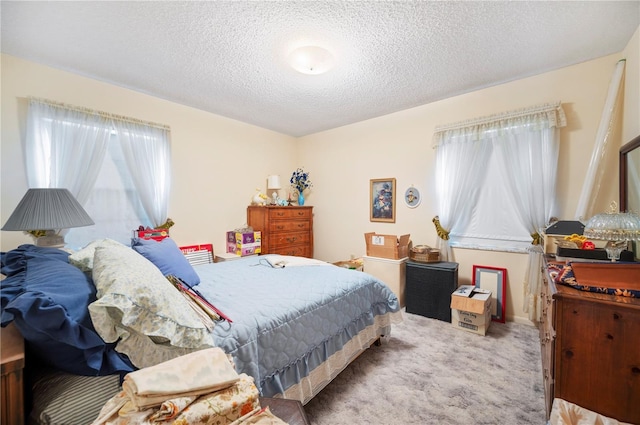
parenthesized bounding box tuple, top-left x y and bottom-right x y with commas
(2, 188, 94, 246)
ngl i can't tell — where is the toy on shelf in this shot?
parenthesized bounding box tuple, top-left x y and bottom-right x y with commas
(251, 189, 267, 206)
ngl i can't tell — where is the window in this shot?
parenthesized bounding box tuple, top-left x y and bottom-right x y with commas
(66, 134, 151, 248)
(25, 98, 171, 249)
(433, 103, 565, 256)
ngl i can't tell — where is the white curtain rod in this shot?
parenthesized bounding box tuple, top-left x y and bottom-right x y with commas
(27, 97, 171, 131)
(434, 101, 565, 134)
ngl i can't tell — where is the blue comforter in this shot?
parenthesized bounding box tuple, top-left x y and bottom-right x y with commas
(193, 255, 400, 398)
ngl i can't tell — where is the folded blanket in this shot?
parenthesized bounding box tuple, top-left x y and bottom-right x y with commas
(123, 347, 239, 410)
(92, 373, 260, 425)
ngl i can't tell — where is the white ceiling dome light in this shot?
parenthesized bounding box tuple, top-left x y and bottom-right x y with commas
(288, 46, 335, 75)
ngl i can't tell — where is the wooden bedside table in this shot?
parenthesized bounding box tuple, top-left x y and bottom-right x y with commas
(1, 323, 25, 425)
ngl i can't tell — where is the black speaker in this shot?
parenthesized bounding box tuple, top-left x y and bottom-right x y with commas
(405, 260, 458, 322)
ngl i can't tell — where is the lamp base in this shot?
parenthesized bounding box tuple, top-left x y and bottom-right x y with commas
(35, 233, 64, 248)
(605, 240, 628, 262)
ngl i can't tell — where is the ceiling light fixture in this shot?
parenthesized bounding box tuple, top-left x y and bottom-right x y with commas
(288, 46, 334, 75)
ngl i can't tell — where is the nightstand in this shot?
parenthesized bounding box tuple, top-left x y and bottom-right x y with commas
(1, 323, 25, 425)
(405, 260, 459, 322)
(362, 256, 407, 307)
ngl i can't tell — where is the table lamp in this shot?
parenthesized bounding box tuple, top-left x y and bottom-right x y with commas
(267, 175, 281, 205)
(583, 202, 640, 261)
(1, 188, 94, 247)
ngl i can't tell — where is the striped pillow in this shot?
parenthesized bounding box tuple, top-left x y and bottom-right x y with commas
(29, 368, 120, 425)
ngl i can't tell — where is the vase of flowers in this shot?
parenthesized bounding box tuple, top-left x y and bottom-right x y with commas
(290, 167, 312, 205)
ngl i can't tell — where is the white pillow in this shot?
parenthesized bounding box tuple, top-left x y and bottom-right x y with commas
(69, 238, 125, 272)
(88, 243, 215, 369)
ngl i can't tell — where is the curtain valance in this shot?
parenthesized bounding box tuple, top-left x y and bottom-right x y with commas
(27, 97, 171, 131)
(433, 102, 566, 147)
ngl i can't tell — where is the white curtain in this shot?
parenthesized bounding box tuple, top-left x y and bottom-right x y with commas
(25, 99, 110, 202)
(433, 130, 492, 261)
(493, 113, 563, 321)
(433, 103, 566, 322)
(25, 98, 171, 247)
(114, 120, 172, 227)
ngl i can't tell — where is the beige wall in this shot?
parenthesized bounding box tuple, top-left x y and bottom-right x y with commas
(2, 25, 638, 323)
(1, 54, 297, 252)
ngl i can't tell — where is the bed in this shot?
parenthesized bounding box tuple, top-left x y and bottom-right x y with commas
(0, 239, 402, 424)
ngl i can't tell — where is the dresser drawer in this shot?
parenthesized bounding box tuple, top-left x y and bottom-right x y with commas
(269, 208, 312, 220)
(270, 220, 311, 233)
(272, 245, 312, 257)
(271, 231, 311, 248)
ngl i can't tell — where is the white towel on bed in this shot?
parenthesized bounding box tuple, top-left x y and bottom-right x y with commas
(263, 255, 330, 268)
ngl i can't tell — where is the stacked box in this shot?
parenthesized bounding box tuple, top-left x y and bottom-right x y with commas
(226, 231, 261, 256)
(450, 286, 492, 336)
(364, 232, 411, 259)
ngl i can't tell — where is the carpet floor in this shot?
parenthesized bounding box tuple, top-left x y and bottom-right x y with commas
(304, 310, 546, 424)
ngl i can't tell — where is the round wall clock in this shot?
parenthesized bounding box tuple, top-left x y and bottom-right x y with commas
(404, 186, 421, 208)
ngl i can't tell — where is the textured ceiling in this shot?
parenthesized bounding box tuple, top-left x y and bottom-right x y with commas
(2, 1, 639, 137)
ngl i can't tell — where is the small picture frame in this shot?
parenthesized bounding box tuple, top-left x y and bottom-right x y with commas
(370, 178, 396, 223)
(472, 265, 507, 323)
(404, 186, 421, 208)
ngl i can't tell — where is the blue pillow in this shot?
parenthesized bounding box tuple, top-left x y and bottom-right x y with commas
(0, 245, 135, 376)
(0, 244, 69, 277)
(131, 237, 200, 286)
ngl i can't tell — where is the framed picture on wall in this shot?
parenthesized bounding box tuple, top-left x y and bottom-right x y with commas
(370, 178, 396, 223)
(472, 265, 507, 323)
(404, 186, 421, 208)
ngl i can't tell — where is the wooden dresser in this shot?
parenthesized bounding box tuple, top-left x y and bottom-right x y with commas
(247, 206, 313, 257)
(540, 258, 640, 424)
(1, 323, 25, 425)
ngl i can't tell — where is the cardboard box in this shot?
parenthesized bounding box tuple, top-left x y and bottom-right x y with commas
(450, 286, 492, 336)
(226, 231, 261, 256)
(451, 308, 491, 336)
(135, 228, 169, 241)
(226, 241, 261, 256)
(227, 231, 261, 245)
(364, 232, 410, 259)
